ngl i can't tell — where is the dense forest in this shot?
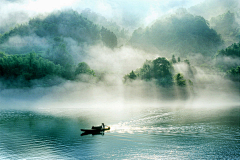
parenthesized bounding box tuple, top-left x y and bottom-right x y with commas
(0, 51, 95, 87)
(0, 8, 239, 90)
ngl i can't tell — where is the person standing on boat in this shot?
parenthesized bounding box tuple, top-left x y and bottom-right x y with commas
(102, 123, 105, 129)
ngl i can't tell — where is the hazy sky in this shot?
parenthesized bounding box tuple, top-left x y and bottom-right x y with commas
(1, 0, 239, 33)
(0, 0, 206, 30)
(1, 0, 205, 14)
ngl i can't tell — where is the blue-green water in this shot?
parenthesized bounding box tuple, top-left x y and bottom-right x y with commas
(0, 106, 239, 159)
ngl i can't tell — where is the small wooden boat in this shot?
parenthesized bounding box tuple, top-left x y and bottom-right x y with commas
(81, 125, 110, 133)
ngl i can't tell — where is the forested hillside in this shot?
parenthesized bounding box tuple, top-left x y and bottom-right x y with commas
(0, 10, 99, 45)
(0, 10, 118, 88)
(129, 9, 223, 56)
(0, 10, 119, 56)
(81, 9, 129, 46)
(210, 11, 240, 46)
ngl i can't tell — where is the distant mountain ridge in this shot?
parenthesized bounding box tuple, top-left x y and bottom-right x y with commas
(0, 9, 119, 55)
(129, 9, 223, 56)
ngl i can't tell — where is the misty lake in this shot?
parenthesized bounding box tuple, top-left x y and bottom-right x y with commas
(0, 105, 239, 159)
(1, 0, 240, 159)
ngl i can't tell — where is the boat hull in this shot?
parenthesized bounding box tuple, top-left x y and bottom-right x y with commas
(81, 126, 110, 133)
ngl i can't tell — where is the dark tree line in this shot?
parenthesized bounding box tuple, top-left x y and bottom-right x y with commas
(216, 42, 240, 58)
(215, 42, 240, 70)
(215, 42, 240, 82)
(0, 52, 62, 80)
(0, 52, 95, 83)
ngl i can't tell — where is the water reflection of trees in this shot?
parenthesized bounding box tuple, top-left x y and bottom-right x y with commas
(0, 110, 90, 153)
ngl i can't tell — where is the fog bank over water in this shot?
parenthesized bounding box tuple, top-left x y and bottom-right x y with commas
(1, 73, 239, 117)
(0, 44, 239, 117)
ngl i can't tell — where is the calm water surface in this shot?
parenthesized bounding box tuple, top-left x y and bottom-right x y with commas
(0, 106, 239, 159)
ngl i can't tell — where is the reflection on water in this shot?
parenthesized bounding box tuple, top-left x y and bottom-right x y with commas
(0, 106, 239, 159)
(81, 132, 105, 136)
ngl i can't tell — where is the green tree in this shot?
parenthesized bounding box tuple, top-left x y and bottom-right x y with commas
(75, 62, 95, 76)
(153, 57, 174, 86)
(153, 57, 173, 79)
(226, 66, 240, 82)
(174, 73, 186, 86)
(172, 55, 177, 63)
(129, 70, 137, 80)
(178, 57, 181, 62)
(139, 60, 153, 80)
